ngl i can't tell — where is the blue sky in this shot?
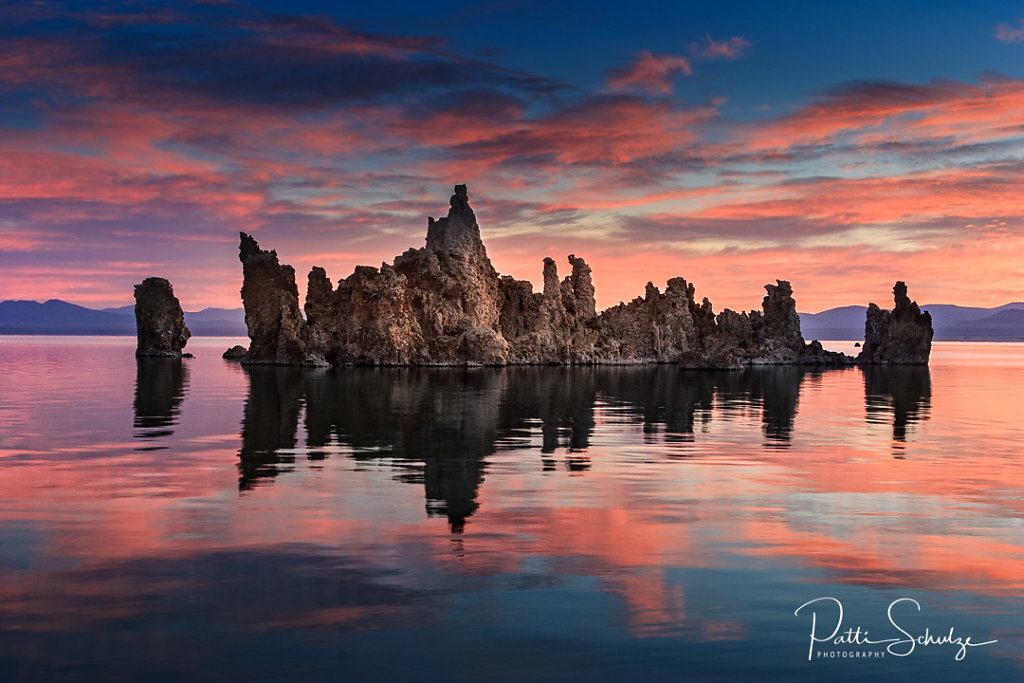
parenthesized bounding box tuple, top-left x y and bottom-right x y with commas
(1, 0, 1023, 311)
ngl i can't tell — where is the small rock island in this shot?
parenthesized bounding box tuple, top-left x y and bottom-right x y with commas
(134, 277, 191, 357)
(235, 185, 931, 367)
(858, 281, 934, 364)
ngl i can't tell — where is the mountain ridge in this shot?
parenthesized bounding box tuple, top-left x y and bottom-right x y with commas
(799, 302, 1024, 341)
(2, 298, 1023, 341)
(0, 299, 247, 336)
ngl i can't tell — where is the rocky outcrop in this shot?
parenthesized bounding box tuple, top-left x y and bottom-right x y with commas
(238, 233, 324, 365)
(597, 278, 698, 362)
(858, 281, 933, 364)
(591, 276, 845, 368)
(301, 185, 506, 365)
(235, 185, 908, 368)
(495, 254, 600, 362)
(134, 277, 190, 356)
(222, 345, 248, 360)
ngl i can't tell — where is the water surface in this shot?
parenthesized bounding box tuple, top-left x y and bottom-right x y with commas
(1, 337, 1022, 681)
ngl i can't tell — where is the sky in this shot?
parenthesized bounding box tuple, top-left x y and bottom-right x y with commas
(1, 0, 1023, 313)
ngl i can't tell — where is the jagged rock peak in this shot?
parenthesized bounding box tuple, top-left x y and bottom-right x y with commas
(858, 281, 933, 365)
(451, 183, 470, 210)
(760, 279, 804, 351)
(231, 184, 881, 368)
(239, 232, 263, 260)
(237, 231, 312, 364)
(425, 184, 487, 258)
(765, 279, 793, 299)
(134, 277, 190, 357)
(893, 280, 911, 309)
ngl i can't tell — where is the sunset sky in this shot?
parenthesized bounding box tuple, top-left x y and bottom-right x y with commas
(2, 0, 1023, 312)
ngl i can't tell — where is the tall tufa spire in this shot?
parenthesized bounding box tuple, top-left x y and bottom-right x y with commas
(425, 184, 487, 259)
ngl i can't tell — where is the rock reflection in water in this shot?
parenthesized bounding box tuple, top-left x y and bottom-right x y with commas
(594, 367, 811, 448)
(240, 368, 500, 531)
(236, 364, 931, 528)
(133, 357, 188, 447)
(318, 369, 500, 532)
(500, 368, 598, 466)
(863, 365, 932, 445)
(747, 367, 804, 445)
(238, 367, 305, 487)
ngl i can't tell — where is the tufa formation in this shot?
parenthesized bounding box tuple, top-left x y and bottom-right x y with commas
(134, 277, 191, 357)
(858, 281, 933, 364)
(236, 185, 930, 367)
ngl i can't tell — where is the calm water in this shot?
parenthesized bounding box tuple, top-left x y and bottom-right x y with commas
(0, 337, 1022, 681)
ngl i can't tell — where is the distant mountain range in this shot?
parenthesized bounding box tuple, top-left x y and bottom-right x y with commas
(2, 298, 1023, 340)
(799, 302, 1024, 341)
(0, 300, 247, 336)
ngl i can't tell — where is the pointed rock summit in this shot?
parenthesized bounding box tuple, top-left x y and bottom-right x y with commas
(237, 233, 318, 364)
(425, 184, 488, 259)
(234, 184, 925, 367)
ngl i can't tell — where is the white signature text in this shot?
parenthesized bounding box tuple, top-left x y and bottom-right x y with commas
(793, 597, 997, 662)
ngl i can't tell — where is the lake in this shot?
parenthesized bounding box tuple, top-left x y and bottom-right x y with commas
(0, 337, 1022, 681)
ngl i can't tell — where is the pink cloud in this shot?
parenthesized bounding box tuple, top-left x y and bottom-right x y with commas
(607, 51, 692, 95)
(741, 77, 1024, 151)
(690, 35, 752, 60)
(995, 19, 1024, 43)
(688, 167, 1024, 228)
